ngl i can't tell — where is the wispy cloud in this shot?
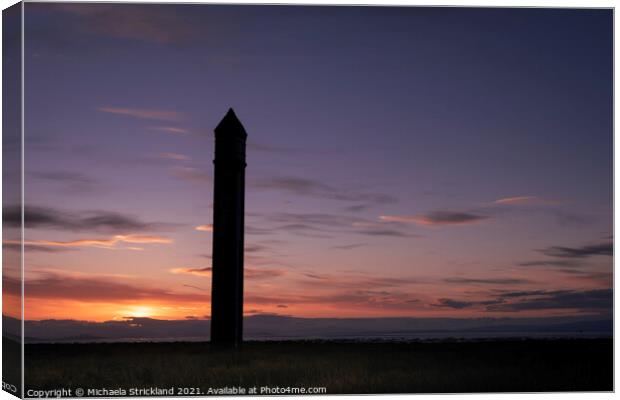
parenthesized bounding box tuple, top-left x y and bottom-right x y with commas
(170, 167, 211, 184)
(296, 271, 421, 290)
(494, 196, 559, 206)
(355, 229, 414, 237)
(493, 290, 551, 298)
(5, 272, 207, 303)
(149, 126, 189, 134)
(486, 289, 612, 312)
(246, 141, 305, 154)
(241, 267, 287, 280)
(54, 3, 200, 43)
(550, 210, 593, 228)
(444, 277, 532, 285)
(344, 204, 370, 212)
(182, 284, 208, 292)
(156, 152, 190, 161)
(251, 212, 417, 238)
(195, 224, 213, 232)
(330, 243, 366, 250)
(170, 266, 286, 280)
(517, 260, 578, 267)
(244, 290, 423, 312)
(98, 107, 185, 121)
(4, 205, 177, 233)
(3, 243, 75, 253)
(30, 171, 96, 184)
(244, 244, 269, 253)
(253, 176, 396, 207)
(539, 242, 613, 259)
(170, 267, 210, 277)
(7, 234, 172, 251)
(30, 171, 99, 193)
(432, 298, 503, 309)
(380, 211, 489, 227)
(432, 288, 612, 314)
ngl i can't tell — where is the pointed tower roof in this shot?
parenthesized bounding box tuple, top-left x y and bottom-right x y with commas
(215, 108, 247, 139)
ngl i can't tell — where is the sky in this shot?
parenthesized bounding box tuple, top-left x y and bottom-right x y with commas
(4, 4, 613, 324)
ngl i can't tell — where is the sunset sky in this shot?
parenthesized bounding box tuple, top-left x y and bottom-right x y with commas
(5, 4, 612, 323)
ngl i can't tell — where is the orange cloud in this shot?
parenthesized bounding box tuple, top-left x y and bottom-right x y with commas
(170, 267, 211, 277)
(195, 224, 213, 232)
(2, 269, 209, 321)
(98, 107, 185, 121)
(170, 266, 286, 280)
(6, 273, 207, 304)
(113, 235, 172, 244)
(7, 234, 172, 250)
(14, 266, 594, 321)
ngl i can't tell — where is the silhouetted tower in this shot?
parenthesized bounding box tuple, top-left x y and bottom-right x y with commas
(210, 108, 247, 347)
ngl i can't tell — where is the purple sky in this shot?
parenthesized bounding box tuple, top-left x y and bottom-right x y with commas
(7, 4, 612, 322)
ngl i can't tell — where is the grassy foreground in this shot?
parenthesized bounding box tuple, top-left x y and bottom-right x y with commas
(24, 339, 612, 395)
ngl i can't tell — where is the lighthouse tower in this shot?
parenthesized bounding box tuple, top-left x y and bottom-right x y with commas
(210, 108, 247, 347)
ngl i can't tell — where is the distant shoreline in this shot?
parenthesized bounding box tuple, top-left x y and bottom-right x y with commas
(20, 331, 613, 345)
(6, 314, 612, 344)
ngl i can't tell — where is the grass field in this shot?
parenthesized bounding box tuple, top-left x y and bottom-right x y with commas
(3, 337, 21, 397)
(20, 339, 612, 395)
